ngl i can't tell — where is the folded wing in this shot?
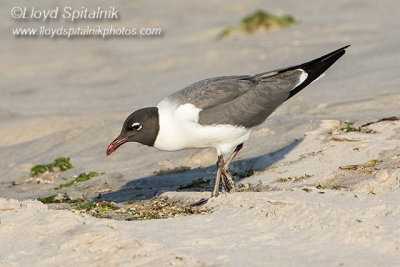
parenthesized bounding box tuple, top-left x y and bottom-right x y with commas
(169, 45, 349, 128)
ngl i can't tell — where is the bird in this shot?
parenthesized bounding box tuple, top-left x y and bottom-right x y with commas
(107, 45, 349, 197)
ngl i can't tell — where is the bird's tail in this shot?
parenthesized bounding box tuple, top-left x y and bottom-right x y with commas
(287, 45, 350, 99)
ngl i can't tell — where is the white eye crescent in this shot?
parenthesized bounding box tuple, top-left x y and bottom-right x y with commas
(132, 122, 142, 130)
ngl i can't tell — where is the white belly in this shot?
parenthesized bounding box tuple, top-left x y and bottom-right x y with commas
(153, 99, 251, 155)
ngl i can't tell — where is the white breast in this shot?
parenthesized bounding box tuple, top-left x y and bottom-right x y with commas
(153, 99, 251, 155)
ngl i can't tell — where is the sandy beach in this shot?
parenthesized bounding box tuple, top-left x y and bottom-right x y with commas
(1, 0, 400, 266)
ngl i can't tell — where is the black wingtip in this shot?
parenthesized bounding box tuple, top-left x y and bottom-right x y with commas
(287, 45, 350, 99)
(298, 45, 350, 69)
(337, 45, 351, 51)
(318, 45, 350, 63)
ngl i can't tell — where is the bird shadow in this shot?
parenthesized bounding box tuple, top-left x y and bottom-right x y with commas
(101, 139, 301, 203)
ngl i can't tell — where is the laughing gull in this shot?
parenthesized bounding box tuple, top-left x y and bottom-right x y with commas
(107, 45, 349, 197)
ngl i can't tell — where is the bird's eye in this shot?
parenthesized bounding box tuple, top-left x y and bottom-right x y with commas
(131, 122, 142, 130)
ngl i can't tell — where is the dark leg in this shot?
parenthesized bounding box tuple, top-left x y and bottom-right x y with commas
(212, 155, 224, 197)
(221, 144, 243, 192)
(221, 172, 233, 193)
(224, 144, 243, 169)
(220, 171, 229, 192)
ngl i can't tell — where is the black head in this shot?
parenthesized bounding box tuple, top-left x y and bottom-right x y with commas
(106, 107, 159, 156)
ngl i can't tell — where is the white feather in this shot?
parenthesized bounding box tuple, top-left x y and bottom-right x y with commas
(154, 99, 251, 155)
(295, 69, 308, 88)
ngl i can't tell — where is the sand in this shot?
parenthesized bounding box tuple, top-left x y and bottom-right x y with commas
(1, 0, 400, 266)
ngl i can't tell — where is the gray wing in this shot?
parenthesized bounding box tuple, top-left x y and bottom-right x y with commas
(168, 70, 303, 128)
(197, 70, 303, 127)
(168, 75, 254, 109)
(168, 45, 349, 128)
